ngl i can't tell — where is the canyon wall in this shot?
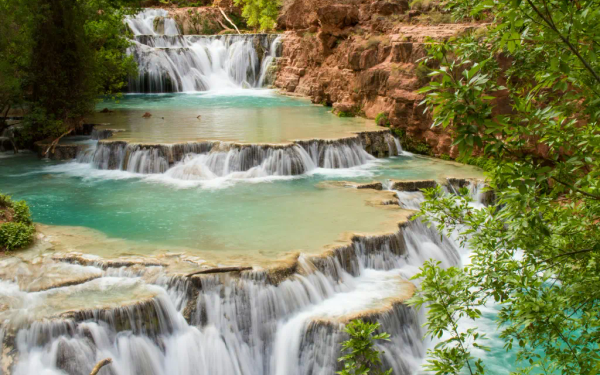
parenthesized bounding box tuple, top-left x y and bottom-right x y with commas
(274, 0, 483, 157)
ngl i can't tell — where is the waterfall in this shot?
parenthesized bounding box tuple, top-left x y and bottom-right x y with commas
(4, 219, 462, 375)
(78, 133, 404, 178)
(125, 9, 282, 93)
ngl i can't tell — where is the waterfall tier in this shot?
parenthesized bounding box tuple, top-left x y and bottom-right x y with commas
(125, 9, 282, 92)
(79, 129, 402, 177)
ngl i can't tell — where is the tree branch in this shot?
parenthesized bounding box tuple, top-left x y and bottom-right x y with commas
(90, 358, 112, 375)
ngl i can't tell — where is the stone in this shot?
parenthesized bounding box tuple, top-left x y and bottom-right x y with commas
(316, 5, 359, 35)
(370, 0, 409, 15)
(391, 42, 413, 63)
(390, 179, 437, 191)
(359, 48, 379, 70)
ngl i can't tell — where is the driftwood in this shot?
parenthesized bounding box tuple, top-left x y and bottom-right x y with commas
(90, 358, 112, 375)
(43, 129, 73, 156)
(218, 7, 241, 34)
(185, 266, 252, 278)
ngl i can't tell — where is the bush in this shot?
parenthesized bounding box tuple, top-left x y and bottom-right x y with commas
(337, 319, 392, 375)
(0, 194, 11, 208)
(375, 112, 390, 127)
(337, 111, 355, 118)
(0, 222, 35, 251)
(12, 200, 32, 225)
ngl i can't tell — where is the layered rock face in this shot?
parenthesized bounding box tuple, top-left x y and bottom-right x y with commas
(274, 0, 482, 157)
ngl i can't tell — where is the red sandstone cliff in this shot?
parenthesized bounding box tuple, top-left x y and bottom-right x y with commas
(274, 0, 484, 157)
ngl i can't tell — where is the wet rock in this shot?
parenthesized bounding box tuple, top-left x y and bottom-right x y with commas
(390, 179, 437, 191)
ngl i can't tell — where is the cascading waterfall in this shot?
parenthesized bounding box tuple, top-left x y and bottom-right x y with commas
(76, 132, 404, 179)
(125, 9, 282, 92)
(4, 217, 462, 375)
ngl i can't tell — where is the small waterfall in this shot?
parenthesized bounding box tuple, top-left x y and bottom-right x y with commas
(125, 9, 282, 92)
(81, 136, 388, 177)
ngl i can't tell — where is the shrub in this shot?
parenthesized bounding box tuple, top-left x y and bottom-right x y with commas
(375, 112, 390, 127)
(337, 111, 354, 118)
(337, 319, 392, 375)
(440, 153, 452, 160)
(12, 200, 32, 225)
(0, 194, 12, 208)
(0, 222, 35, 251)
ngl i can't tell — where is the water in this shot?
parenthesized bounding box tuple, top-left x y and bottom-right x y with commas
(0, 7, 514, 373)
(0, 152, 480, 263)
(0, 149, 521, 374)
(124, 9, 282, 93)
(90, 92, 377, 144)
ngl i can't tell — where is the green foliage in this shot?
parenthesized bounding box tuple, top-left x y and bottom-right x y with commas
(0, 0, 138, 144)
(234, 0, 280, 31)
(0, 222, 35, 251)
(439, 154, 451, 161)
(0, 194, 35, 251)
(337, 111, 355, 118)
(393, 127, 433, 155)
(12, 200, 32, 225)
(411, 0, 600, 373)
(375, 112, 390, 127)
(337, 320, 392, 375)
(455, 155, 496, 172)
(409, 259, 488, 375)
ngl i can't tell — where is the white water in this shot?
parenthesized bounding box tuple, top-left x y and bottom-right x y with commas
(125, 9, 282, 92)
(74, 135, 404, 183)
(5, 218, 461, 375)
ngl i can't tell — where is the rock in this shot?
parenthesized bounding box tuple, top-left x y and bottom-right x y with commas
(273, 23, 486, 157)
(390, 179, 437, 191)
(408, 9, 421, 18)
(359, 48, 379, 70)
(316, 5, 359, 35)
(99, 108, 113, 113)
(142, 112, 152, 118)
(391, 42, 413, 63)
(370, 0, 409, 15)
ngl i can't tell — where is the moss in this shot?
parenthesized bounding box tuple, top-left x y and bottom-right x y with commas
(391, 128, 433, 156)
(440, 154, 452, 160)
(375, 112, 390, 127)
(337, 111, 355, 118)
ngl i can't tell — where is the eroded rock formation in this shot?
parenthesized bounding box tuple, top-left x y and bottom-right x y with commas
(274, 0, 485, 157)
